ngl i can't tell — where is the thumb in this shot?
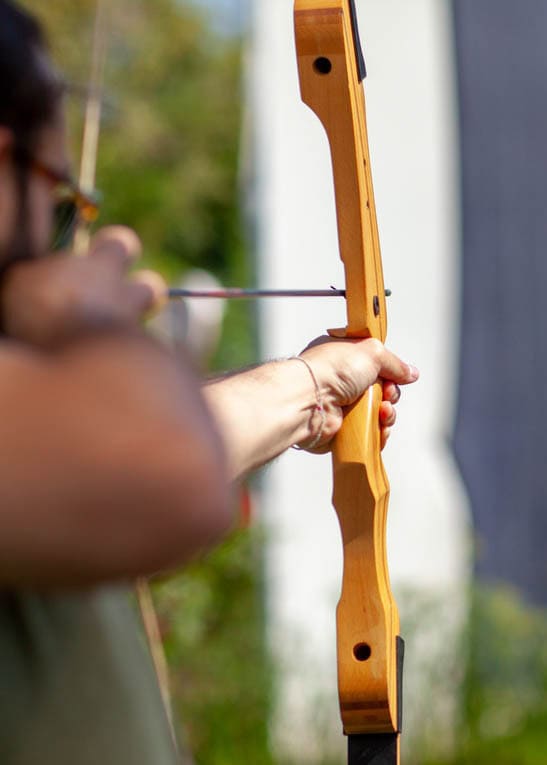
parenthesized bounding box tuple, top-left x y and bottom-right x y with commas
(129, 269, 169, 317)
(375, 344, 419, 385)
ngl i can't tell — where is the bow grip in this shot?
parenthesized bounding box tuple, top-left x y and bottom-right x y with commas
(331, 382, 401, 735)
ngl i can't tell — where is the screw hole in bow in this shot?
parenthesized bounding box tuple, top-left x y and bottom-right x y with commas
(353, 643, 372, 662)
(314, 57, 332, 75)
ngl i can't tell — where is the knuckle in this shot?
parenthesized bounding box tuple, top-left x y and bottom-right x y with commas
(92, 226, 143, 261)
(366, 338, 384, 364)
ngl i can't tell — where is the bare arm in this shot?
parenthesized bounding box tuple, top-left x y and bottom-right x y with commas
(0, 227, 232, 587)
(0, 227, 417, 585)
(204, 338, 419, 481)
(204, 359, 317, 478)
(0, 332, 231, 588)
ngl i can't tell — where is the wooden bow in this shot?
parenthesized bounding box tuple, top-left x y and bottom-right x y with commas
(73, 0, 107, 256)
(294, 2, 403, 762)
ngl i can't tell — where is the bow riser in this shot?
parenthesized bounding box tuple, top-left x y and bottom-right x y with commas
(294, 0, 402, 757)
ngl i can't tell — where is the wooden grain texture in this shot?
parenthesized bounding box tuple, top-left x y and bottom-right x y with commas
(294, 0, 401, 755)
(294, 0, 386, 341)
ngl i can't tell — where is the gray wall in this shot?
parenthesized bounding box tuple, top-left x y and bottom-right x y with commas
(453, 0, 547, 606)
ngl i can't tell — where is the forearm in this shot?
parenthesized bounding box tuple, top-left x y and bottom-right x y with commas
(0, 332, 232, 587)
(203, 338, 419, 482)
(203, 358, 321, 481)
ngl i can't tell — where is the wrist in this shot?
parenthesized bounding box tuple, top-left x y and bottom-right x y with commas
(290, 356, 328, 450)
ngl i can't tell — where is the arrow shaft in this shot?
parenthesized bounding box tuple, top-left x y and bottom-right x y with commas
(168, 288, 346, 299)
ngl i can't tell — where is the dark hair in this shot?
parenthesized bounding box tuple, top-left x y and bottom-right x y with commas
(0, 2, 65, 276)
(0, 0, 64, 151)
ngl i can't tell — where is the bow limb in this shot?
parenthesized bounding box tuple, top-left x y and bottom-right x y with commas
(73, 0, 108, 256)
(74, 2, 176, 737)
(294, 2, 403, 762)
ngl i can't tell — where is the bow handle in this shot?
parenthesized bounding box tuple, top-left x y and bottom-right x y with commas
(332, 385, 400, 736)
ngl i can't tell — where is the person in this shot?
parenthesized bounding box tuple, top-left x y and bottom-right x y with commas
(0, 2, 419, 762)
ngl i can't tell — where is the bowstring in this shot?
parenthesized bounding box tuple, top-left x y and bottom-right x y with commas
(75, 0, 177, 744)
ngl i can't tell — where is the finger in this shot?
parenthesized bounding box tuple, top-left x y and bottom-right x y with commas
(88, 226, 143, 273)
(373, 343, 419, 385)
(382, 381, 401, 404)
(130, 269, 169, 317)
(380, 426, 392, 451)
(379, 401, 397, 428)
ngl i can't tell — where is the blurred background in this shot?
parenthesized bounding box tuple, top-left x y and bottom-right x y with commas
(21, 1, 547, 763)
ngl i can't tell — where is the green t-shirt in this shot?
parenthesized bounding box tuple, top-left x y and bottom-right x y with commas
(0, 586, 181, 764)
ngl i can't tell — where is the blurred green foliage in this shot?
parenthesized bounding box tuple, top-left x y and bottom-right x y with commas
(23, 0, 254, 370)
(156, 527, 275, 765)
(422, 586, 547, 765)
